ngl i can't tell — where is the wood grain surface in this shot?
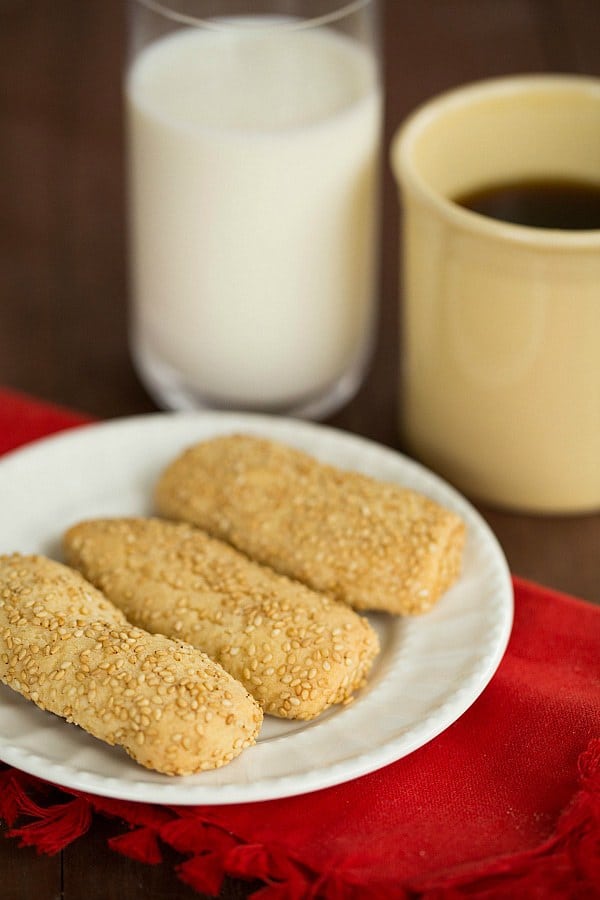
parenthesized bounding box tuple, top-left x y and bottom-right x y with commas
(0, 1, 598, 898)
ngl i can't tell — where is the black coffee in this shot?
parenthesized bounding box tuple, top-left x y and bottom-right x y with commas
(454, 178, 600, 230)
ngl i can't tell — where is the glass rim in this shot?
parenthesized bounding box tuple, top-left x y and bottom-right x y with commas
(132, 0, 373, 31)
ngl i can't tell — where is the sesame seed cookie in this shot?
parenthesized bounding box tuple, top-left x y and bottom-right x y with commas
(0, 554, 262, 775)
(64, 518, 379, 720)
(155, 434, 465, 615)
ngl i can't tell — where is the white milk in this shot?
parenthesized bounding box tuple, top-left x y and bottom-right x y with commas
(127, 23, 381, 409)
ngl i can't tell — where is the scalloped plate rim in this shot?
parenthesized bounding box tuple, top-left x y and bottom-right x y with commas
(0, 412, 513, 804)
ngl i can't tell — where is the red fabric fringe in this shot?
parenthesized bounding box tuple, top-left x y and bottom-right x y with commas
(108, 826, 163, 865)
(1, 737, 599, 897)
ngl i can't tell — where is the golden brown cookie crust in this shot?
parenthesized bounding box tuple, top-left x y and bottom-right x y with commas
(155, 434, 465, 615)
(0, 554, 262, 775)
(64, 518, 379, 720)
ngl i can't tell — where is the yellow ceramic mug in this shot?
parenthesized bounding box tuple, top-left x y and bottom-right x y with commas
(391, 75, 600, 513)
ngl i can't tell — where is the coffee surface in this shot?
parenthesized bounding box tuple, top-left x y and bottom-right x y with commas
(454, 178, 600, 230)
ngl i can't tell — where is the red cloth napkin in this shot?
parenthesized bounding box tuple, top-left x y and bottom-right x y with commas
(0, 387, 598, 899)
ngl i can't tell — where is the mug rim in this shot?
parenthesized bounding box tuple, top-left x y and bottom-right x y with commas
(391, 73, 600, 249)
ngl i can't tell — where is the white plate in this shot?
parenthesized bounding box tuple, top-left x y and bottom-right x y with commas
(0, 413, 512, 804)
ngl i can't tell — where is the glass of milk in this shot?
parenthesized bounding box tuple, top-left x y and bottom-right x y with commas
(126, 0, 382, 417)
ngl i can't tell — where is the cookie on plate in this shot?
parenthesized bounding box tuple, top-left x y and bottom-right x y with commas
(64, 518, 379, 720)
(0, 554, 262, 775)
(155, 433, 465, 615)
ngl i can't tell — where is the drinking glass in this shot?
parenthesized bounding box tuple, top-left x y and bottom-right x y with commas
(126, 0, 382, 417)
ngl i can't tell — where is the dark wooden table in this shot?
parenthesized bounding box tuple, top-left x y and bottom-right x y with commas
(1, 2, 599, 897)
